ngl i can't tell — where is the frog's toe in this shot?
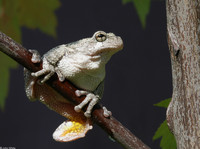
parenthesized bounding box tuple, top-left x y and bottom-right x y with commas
(40, 71, 55, 83)
(84, 111, 91, 118)
(74, 105, 81, 112)
(29, 49, 41, 63)
(75, 90, 89, 97)
(55, 67, 65, 82)
(103, 106, 112, 117)
(31, 69, 49, 77)
(84, 95, 99, 118)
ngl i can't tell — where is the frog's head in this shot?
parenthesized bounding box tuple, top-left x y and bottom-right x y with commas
(67, 31, 123, 70)
(88, 31, 123, 63)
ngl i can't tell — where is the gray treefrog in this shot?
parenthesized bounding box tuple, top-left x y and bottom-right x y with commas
(24, 31, 123, 142)
(30, 31, 123, 117)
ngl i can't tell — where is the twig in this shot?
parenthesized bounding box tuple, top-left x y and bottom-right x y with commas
(0, 31, 150, 149)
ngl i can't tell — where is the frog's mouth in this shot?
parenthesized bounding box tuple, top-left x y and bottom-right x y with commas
(89, 48, 113, 62)
(90, 45, 123, 61)
(90, 54, 101, 61)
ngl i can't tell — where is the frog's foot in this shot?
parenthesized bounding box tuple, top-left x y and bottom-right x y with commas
(32, 66, 65, 83)
(74, 90, 100, 118)
(102, 106, 112, 117)
(31, 57, 55, 83)
(29, 49, 41, 63)
(29, 49, 55, 83)
(31, 69, 54, 83)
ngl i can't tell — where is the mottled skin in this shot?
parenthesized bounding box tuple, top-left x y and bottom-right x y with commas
(30, 31, 123, 117)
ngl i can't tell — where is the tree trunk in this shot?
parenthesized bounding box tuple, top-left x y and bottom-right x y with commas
(166, 0, 200, 148)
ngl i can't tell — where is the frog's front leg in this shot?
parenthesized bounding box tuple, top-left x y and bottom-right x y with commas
(31, 57, 56, 83)
(31, 59, 65, 84)
(28, 50, 54, 83)
(74, 90, 100, 118)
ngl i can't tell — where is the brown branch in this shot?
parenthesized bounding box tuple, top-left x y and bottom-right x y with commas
(0, 31, 150, 149)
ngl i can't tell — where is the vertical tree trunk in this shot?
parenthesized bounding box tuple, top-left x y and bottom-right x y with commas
(166, 0, 200, 148)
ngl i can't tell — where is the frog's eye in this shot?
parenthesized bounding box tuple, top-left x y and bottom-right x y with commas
(95, 32, 107, 42)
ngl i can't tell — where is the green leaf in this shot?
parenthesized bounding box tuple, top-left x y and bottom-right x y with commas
(153, 120, 177, 149)
(0, 0, 20, 111)
(0, 0, 2, 16)
(0, 0, 21, 42)
(122, 0, 151, 28)
(154, 98, 171, 108)
(0, 53, 18, 110)
(18, 0, 60, 37)
(0, 0, 60, 40)
(153, 98, 177, 149)
(0, 0, 60, 110)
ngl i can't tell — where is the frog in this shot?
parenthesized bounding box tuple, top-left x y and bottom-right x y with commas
(24, 31, 123, 142)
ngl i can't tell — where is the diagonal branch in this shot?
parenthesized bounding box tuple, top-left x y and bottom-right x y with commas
(0, 31, 150, 149)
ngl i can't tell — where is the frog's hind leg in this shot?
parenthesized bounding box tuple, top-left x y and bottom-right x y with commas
(24, 70, 93, 142)
(35, 80, 93, 142)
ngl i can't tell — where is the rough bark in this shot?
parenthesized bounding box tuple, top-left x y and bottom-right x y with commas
(166, 0, 200, 148)
(0, 31, 150, 149)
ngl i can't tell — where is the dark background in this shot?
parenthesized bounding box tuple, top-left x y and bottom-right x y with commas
(0, 0, 172, 149)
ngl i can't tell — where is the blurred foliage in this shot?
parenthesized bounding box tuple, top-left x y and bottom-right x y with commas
(0, 54, 17, 110)
(153, 98, 177, 149)
(0, 0, 60, 110)
(122, 0, 151, 28)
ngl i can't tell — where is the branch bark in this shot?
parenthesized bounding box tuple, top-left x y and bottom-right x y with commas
(166, 0, 200, 148)
(0, 31, 150, 149)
